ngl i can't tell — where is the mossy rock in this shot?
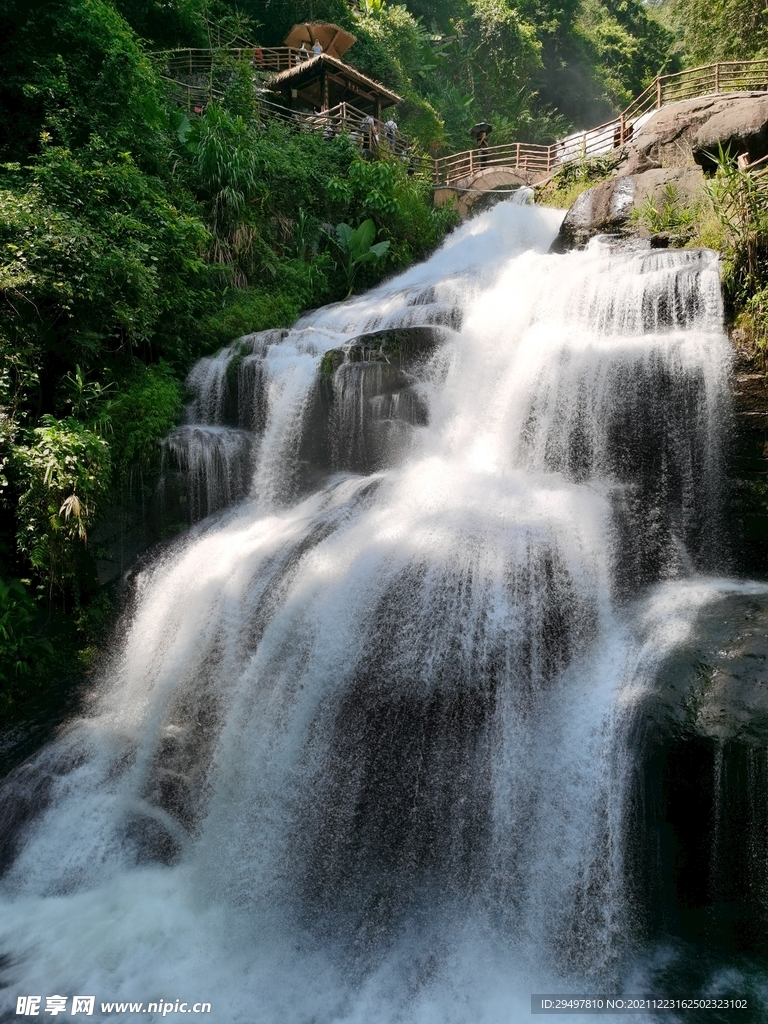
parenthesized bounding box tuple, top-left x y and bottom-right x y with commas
(320, 326, 444, 378)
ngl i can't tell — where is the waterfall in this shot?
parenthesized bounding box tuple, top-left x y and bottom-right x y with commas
(0, 202, 755, 1022)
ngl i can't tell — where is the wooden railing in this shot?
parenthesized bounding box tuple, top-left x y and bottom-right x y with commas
(160, 77, 432, 174)
(434, 142, 552, 186)
(433, 59, 768, 187)
(152, 47, 434, 170)
(153, 46, 307, 79)
(151, 50, 768, 188)
(251, 97, 423, 164)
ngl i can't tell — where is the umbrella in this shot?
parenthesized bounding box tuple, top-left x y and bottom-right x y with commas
(284, 23, 357, 59)
(469, 122, 493, 138)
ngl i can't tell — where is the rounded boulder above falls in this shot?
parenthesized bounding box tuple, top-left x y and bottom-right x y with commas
(552, 166, 705, 251)
(693, 94, 768, 169)
(551, 91, 768, 251)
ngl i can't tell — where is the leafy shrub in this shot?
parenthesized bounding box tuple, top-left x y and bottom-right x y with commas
(14, 416, 111, 597)
(632, 182, 701, 240)
(109, 363, 183, 476)
(0, 577, 52, 703)
(538, 152, 620, 209)
(199, 269, 316, 350)
(330, 220, 390, 298)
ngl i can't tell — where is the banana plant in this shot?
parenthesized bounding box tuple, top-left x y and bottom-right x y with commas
(332, 219, 390, 298)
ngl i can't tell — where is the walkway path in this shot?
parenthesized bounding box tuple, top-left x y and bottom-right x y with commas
(433, 59, 768, 202)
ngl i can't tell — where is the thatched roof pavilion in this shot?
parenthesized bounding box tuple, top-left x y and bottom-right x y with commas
(269, 53, 401, 118)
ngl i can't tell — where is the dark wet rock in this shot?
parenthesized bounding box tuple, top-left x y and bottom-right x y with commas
(644, 593, 768, 746)
(728, 349, 768, 576)
(628, 591, 768, 949)
(320, 325, 446, 375)
(0, 766, 54, 876)
(123, 812, 184, 866)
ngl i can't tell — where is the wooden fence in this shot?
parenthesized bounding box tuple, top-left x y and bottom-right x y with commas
(151, 50, 768, 188)
(433, 59, 768, 186)
(154, 48, 426, 163)
(154, 46, 305, 79)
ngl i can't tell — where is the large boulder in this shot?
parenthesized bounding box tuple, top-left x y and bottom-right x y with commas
(553, 166, 705, 250)
(622, 91, 768, 171)
(693, 94, 768, 169)
(552, 91, 768, 250)
(643, 591, 768, 747)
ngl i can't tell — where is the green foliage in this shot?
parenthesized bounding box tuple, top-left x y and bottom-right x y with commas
(0, 0, 168, 166)
(705, 146, 768, 303)
(653, 0, 768, 66)
(576, 0, 675, 112)
(108, 364, 183, 475)
(631, 182, 701, 241)
(199, 265, 318, 350)
(14, 416, 111, 596)
(736, 287, 768, 367)
(538, 151, 620, 208)
(0, 576, 52, 702)
(0, 150, 212, 369)
(331, 219, 391, 298)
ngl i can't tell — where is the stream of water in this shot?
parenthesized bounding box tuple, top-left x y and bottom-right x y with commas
(0, 201, 764, 1022)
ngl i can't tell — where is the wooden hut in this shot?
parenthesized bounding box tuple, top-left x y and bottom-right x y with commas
(269, 53, 401, 119)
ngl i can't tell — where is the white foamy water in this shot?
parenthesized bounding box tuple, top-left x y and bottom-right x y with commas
(0, 201, 746, 1022)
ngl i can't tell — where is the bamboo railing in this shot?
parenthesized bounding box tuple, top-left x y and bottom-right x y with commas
(433, 59, 768, 187)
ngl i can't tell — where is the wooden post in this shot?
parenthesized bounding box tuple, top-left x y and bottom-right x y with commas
(656, 76, 662, 108)
(322, 68, 329, 110)
(715, 63, 720, 93)
(516, 141, 520, 169)
(620, 112, 626, 144)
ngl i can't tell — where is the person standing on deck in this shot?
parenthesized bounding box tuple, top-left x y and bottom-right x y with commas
(360, 113, 378, 149)
(297, 42, 309, 62)
(477, 131, 489, 166)
(312, 39, 324, 55)
(384, 118, 398, 149)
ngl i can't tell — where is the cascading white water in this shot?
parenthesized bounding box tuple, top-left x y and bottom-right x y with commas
(0, 201, 753, 1022)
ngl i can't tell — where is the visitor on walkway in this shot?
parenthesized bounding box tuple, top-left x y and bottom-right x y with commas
(477, 131, 489, 166)
(360, 114, 378, 149)
(298, 42, 309, 62)
(384, 118, 398, 149)
(313, 39, 324, 55)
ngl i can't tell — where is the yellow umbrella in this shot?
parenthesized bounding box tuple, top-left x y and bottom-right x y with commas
(283, 23, 356, 59)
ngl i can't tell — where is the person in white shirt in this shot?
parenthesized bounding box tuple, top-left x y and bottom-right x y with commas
(360, 114, 378, 148)
(384, 118, 397, 148)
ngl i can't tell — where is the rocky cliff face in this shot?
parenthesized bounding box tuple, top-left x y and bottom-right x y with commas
(729, 340, 768, 576)
(553, 92, 768, 251)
